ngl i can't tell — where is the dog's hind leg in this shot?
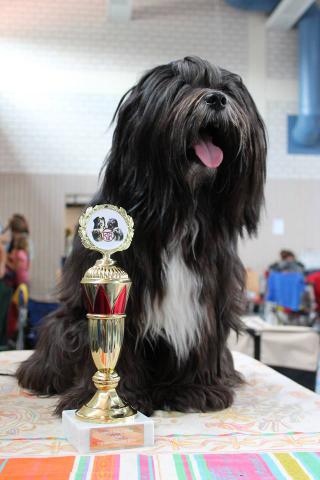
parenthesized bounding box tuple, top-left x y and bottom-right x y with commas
(16, 312, 90, 397)
(54, 359, 96, 415)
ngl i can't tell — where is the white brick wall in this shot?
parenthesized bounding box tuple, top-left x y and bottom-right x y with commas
(0, 0, 319, 178)
(267, 100, 320, 179)
(266, 28, 298, 80)
(0, 0, 248, 175)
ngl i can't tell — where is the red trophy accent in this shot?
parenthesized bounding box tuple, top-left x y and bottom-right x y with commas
(82, 285, 128, 315)
(113, 287, 127, 314)
(93, 286, 112, 314)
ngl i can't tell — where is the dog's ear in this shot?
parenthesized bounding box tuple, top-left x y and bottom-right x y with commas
(241, 93, 267, 236)
(220, 80, 267, 238)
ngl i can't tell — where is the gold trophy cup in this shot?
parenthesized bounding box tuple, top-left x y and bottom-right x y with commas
(62, 204, 154, 453)
(75, 204, 136, 423)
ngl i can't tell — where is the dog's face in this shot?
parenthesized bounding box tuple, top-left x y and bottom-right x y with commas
(93, 217, 105, 229)
(107, 56, 267, 236)
(107, 218, 118, 230)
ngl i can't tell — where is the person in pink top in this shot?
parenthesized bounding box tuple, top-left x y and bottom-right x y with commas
(6, 236, 30, 288)
(6, 235, 30, 340)
(0, 240, 6, 279)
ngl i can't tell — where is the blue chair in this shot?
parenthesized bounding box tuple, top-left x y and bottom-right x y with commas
(27, 299, 59, 347)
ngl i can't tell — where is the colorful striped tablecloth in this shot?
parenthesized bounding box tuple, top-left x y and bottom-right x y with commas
(1, 451, 320, 479)
(2, 350, 320, 479)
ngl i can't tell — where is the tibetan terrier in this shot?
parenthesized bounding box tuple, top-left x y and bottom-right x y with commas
(17, 56, 266, 415)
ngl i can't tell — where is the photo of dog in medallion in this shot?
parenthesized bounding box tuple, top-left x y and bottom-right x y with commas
(16, 56, 267, 415)
(92, 217, 124, 242)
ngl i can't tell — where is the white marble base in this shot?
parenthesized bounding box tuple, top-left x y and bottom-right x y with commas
(62, 410, 154, 454)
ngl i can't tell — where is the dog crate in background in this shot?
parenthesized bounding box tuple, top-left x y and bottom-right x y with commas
(26, 299, 59, 347)
(228, 315, 320, 391)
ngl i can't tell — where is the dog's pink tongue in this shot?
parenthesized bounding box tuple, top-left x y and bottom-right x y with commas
(193, 140, 223, 168)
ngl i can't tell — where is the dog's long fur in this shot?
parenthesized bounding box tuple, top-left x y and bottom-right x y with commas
(16, 57, 266, 415)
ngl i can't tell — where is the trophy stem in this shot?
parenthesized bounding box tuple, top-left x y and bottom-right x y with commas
(76, 313, 136, 423)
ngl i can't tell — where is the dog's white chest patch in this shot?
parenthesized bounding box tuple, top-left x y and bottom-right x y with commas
(144, 250, 206, 360)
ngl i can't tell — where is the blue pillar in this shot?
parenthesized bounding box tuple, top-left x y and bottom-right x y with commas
(292, 4, 320, 147)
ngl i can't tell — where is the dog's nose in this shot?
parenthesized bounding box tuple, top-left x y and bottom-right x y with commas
(205, 92, 227, 110)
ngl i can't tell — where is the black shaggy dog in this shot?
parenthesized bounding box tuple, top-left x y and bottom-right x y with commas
(17, 56, 266, 416)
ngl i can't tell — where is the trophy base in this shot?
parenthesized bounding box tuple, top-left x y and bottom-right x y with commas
(63, 410, 154, 453)
(75, 390, 136, 423)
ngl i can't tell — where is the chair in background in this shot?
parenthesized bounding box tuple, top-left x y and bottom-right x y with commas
(0, 281, 13, 349)
(5, 288, 59, 350)
(26, 299, 59, 347)
(11, 284, 29, 350)
(6, 283, 29, 349)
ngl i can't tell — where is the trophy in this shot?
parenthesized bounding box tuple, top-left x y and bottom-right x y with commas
(62, 204, 154, 453)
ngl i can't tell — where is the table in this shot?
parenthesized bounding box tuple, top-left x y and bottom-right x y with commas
(1, 350, 320, 479)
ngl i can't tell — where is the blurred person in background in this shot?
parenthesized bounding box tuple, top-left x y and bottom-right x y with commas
(3, 214, 31, 289)
(269, 249, 305, 273)
(7, 214, 30, 254)
(0, 223, 12, 345)
(4, 220, 31, 343)
(6, 235, 30, 289)
(0, 225, 7, 279)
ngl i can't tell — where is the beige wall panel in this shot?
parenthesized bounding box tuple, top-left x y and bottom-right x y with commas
(240, 179, 320, 274)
